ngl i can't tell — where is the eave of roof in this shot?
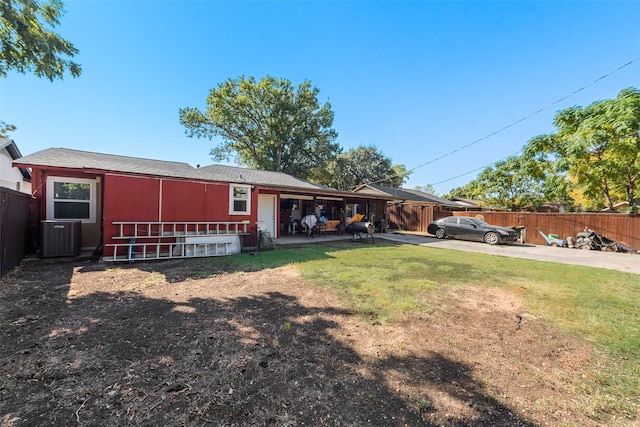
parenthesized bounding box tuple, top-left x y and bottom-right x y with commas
(12, 147, 393, 200)
(2, 138, 31, 181)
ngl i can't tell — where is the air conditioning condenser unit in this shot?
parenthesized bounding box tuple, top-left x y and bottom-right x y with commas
(40, 220, 81, 257)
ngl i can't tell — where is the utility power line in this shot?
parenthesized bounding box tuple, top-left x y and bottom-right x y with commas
(363, 56, 640, 190)
(432, 89, 640, 188)
(431, 150, 523, 186)
(408, 55, 640, 175)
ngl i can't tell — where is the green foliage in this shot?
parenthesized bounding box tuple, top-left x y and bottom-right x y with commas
(0, 0, 81, 81)
(479, 156, 544, 210)
(523, 88, 640, 211)
(413, 395, 433, 412)
(0, 120, 16, 138)
(414, 184, 437, 196)
(446, 181, 483, 201)
(179, 75, 340, 181)
(450, 88, 639, 212)
(53, 182, 89, 200)
(318, 145, 410, 190)
(390, 164, 410, 186)
(447, 154, 570, 210)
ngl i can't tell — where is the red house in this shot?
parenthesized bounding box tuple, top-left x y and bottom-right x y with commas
(14, 148, 388, 261)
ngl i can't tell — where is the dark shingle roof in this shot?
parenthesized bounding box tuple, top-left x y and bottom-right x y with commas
(13, 148, 196, 179)
(13, 148, 347, 194)
(401, 188, 458, 207)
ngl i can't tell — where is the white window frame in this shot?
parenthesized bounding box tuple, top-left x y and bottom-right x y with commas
(229, 183, 251, 215)
(46, 176, 97, 223)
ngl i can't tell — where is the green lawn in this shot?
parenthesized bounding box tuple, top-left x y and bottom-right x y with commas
(198, 241, 640, 420)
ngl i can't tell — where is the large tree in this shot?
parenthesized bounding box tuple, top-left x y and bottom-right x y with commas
(319, 145, 410, 191)
(0, 0, 81, 81)
(414, 184, 437, 196)
(448, 156, 536, 210)
(179, 75, 340, 180)
(447, 154, 573, 211)
(524, 88, 640, 211)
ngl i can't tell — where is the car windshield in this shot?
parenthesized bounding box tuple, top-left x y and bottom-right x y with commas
(470, 218, 490, 226)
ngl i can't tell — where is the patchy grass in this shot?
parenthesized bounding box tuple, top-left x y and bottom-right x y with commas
(181, 239, 640, 419)
(3, 240, 637, 424)
(293, 243, 640, 420)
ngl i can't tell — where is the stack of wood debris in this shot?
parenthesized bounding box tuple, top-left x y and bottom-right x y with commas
(568, 228, 638, 253)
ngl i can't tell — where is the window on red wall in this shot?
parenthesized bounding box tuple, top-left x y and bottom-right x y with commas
(46, 176, 97, 223)
(229, 184, 251, 215)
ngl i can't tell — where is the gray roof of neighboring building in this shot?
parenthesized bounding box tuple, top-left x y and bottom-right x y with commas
(355, 183, 458, 207)
(12, 147, 366, 196)
(400, 188, 459, 207)
(1, 138, 31, 181)
(448, 197, 481, 207)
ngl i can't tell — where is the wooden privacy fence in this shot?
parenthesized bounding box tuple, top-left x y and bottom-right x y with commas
(452, 212, 640, 249)
(386, 203, 640, 250)
(386, 204, 434, 233)
(0, 188, 31, 277)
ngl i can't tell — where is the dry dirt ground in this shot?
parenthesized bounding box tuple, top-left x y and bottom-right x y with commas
(0, 250, 604, 426)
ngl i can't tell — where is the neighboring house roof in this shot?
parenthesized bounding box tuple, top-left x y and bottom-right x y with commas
(448, 196, 482, 208)
(447, 197, 510, 211)
(400, 188, 459, 207)
(601, 201, 630, 212)
(13, 147, 381, 198)
(1, 138, 31, 181)
(536, 202, 565, 213)
(353, 183, 458, 207)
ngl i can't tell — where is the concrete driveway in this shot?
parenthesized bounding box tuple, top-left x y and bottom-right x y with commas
(376, 232, 640, 275)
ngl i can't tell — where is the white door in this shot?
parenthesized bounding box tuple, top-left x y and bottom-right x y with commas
(257, 194, 277, 238)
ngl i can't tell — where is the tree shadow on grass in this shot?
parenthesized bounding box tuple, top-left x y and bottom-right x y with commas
(1, 260, 535, 426)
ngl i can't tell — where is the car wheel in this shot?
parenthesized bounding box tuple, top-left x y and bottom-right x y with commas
(435, 228, 446, 239)
(484, 232, 500, 245)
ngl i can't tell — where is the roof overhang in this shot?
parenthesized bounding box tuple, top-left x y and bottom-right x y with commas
(3, 139, 31, 182)
(13, 147, 396, 202)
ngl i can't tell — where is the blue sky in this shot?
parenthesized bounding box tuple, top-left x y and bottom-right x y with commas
(2, 1, 639, 194)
